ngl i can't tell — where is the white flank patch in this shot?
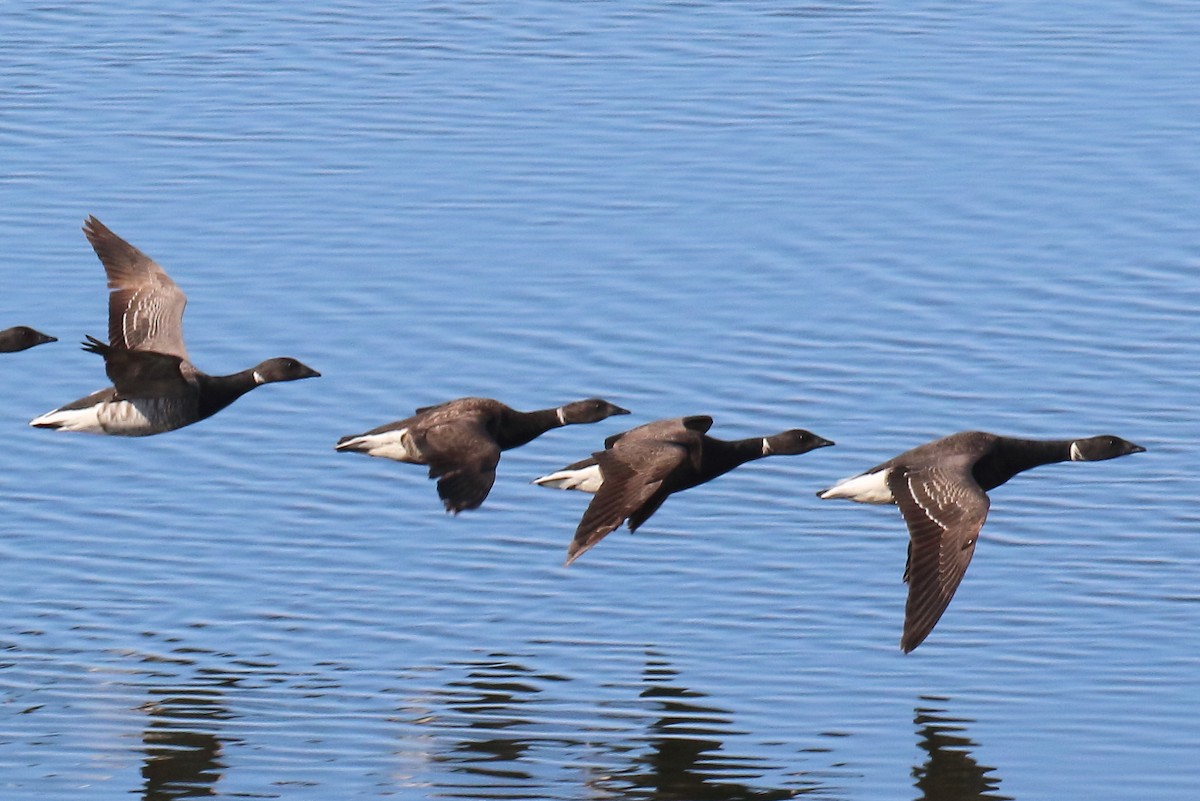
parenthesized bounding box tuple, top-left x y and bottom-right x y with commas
(818, 468, 894, 504)
(30, 398, 160, 436)
(337, 428, 420, 462)
(30, 405, 107, 434)
(533, 464, 603, 493)
(1070, 442, 1083, 461)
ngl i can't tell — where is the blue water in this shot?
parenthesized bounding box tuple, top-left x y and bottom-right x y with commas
(2, 2, 1198, 799)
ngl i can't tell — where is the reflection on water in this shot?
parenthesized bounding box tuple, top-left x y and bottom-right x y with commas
(597, 656, 826, 800)
(424, 656, 555, 785)
(912, 699, 1009, 801)
(139, 675, 232, 800)
(404, 651, 841, 800)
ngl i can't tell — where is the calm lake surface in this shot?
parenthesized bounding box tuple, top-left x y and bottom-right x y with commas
(2, 2, 1198, 799)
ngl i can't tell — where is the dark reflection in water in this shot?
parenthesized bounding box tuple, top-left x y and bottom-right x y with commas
(138, 668, 234, 800)
(912, 699, 1011, 801)
(425, 655, 559, 784)
(594, 656, 832, 800)
(409, 650, 837, 800)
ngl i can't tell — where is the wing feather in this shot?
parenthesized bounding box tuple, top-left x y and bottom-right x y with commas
(888, 463, 990, 653)
(416, 416, 501, 514)
(83, 216, 189, 359)
(565, 441, 689, 565)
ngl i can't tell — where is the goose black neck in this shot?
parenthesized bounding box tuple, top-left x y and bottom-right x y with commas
(696, 437, 769, 483)
(974, 438, 1073, 492)
(495, 407, 564, 450)
(196, 370, 261, 421)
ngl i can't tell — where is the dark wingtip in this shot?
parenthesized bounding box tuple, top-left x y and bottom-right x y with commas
(900, 628, 929, 653)
(564, 536, 596, 565)
(441, 496, 471, 515)
(80, 334, 108, 356)
(82, 215, 104, 240)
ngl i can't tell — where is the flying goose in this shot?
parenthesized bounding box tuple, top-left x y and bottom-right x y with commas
(536, 415, 833, 564)
(30, 217, 319, 436)
(336, 396, 630, 513)
(817, 431, 1145, 652)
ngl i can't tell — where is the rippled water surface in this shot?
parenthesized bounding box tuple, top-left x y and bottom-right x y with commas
(2, 2, 1198, 799)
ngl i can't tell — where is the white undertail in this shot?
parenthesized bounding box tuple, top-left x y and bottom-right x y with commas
(817, 468, 895, 504)
(335, 428, 422, 462)
(533, 464, 603, 493)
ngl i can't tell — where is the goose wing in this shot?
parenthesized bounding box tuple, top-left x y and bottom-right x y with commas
(887, 462, 990, 653)
(566, 434, 698, 565)
(415, 415, 501, 514)
(83, 216, 189, 360)
(82, 335, 193, 398)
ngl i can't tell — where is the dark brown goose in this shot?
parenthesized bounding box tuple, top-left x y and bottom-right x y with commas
(817, 431, 1145, 652)
(0, 326, 55, 353)
(336, 397, 630, 513)
(30, 217, 319, 436)
(535, 416, 833, 565)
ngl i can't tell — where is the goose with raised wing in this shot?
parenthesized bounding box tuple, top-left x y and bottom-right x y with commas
(30, 217, 319, 436)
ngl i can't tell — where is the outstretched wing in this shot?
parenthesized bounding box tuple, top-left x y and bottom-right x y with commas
(888, 463, 990, 653)
(83, 216, 189, 360)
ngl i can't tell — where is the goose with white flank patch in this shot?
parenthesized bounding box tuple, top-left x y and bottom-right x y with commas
(336, 397, 630, 513)
(817, 431, 1145, 652)
(535, 415, 833, 565)
(30, 217, 319, 436)
(0, 327, 55, 353)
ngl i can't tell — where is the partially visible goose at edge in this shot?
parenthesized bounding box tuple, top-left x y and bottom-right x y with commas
(30, 216, 319, 436)
(535, 415, 834, 565)
(336, 396, 630, 513)
(817, 431, 1145, 653)
(0, 326, 56, 353)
